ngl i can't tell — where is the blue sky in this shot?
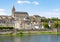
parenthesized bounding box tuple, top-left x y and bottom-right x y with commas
(0, 0, 60, 18)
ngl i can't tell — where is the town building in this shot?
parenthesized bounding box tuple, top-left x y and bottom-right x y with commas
(0, 6, 42, 30)
(0, 15, 14, 27)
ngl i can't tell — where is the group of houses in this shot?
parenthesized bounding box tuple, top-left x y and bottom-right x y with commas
(0, 6, 54, 30)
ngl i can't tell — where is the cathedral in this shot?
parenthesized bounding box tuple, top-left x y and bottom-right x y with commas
(0, 6, 42, 30)
(12, 6, 30, 29)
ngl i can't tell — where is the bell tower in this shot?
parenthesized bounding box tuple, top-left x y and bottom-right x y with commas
(12, 6, 15, 18)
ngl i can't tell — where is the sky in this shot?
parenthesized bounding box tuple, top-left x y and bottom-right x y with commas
(0, 0, 60, 18)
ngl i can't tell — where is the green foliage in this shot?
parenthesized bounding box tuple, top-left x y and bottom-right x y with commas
(51, 18, 60, 21)
(43, 22, 49, 29)
(41, 18, 48, 22)
(41, 18, 60, 22)
(0, 27, 13, 29)
(54, 21, 60, 28)
(54, 23, 58, 28)
(41, 17, 60, 29)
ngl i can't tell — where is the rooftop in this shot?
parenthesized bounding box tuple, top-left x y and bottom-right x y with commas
(14, 12, 28, 15)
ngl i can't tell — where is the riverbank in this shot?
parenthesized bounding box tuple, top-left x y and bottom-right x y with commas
(19, 31, 58, 35)
(0, 31, 60, 36)
(16, 31, 58, 36)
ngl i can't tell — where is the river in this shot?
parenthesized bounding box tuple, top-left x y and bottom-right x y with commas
(0, 34, 60, 42)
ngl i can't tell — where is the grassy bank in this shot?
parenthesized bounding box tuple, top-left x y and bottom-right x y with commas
(0, 31, 60, 36)
(17, 31, 58, 36)
(11, 31, 60, 36)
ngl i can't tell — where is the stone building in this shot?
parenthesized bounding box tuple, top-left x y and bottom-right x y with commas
(0, 6, 42, 30)
(0, 16, 14, 27)
(29, 15, 42, 29)
(48, 20, 54, 29)
(12, 6, 30, 29)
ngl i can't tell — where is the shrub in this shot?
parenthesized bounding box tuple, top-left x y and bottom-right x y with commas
(43, 22, 49, 29)
(0, 26, 13, 29)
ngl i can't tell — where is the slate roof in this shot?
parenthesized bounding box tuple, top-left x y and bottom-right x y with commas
(0, 15, 15, 20)
(14, 12, 28, 15)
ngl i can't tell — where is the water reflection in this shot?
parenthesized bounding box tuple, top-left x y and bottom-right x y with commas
(13, 36, 21, 42)
(0, 36, 13, 42)
(13, 36, 32, 42)
(57, 34, 60, 42)
(0, 34, 60, 42)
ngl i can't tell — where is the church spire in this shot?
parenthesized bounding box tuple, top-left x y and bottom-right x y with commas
(12, 6, 15, 11)
(12, 6, 15, 18)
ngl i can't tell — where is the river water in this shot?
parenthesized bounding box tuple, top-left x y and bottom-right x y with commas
(0, 34, 60, 42)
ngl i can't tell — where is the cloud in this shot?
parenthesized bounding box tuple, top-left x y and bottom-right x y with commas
(0, 9, 7, 15)
(32, 1, 39, 5)
(17, 0, 31, 4)
(54, 9, 59, 12)
(17, 0, 39, 5)
(0, 9, 4, 11)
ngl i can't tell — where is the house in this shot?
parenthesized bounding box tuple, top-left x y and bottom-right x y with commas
(0, 16, 14, 27)
(48, 20, 54, 29)
(29, 15, 42, 29)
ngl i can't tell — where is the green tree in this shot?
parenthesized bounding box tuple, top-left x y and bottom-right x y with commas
(43, 22, 49, 29)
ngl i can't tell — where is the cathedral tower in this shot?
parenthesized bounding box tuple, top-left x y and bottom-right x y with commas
(12, 6, 15, 18)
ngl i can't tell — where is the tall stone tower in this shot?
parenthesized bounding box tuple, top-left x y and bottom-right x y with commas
(12, 6, 15, 18)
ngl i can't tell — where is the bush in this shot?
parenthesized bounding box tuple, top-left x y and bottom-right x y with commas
(43, 22, 49, 29)
(54, 23, 60, 28)
(0, 27, 13, 29)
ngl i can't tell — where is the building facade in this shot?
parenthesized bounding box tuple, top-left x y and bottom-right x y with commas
(0, 6, 42, 30)
(0, 16, 15, 27)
